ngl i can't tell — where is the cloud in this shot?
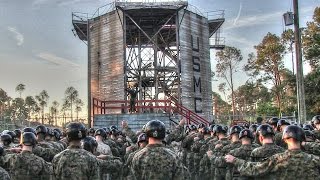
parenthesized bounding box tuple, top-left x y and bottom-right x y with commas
(233, 1, 242, 26)
(7, 27, 24, 46)
(224, 6, 315, 31)
(36, 52, 80, 68)
(32, 0, 104, 7)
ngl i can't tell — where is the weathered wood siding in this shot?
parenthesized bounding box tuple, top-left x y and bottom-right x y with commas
(179, 10, 213, 121)
(89, 10, 125, 114)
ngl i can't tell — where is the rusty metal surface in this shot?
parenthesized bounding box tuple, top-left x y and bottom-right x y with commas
(179, 10, 213, 121)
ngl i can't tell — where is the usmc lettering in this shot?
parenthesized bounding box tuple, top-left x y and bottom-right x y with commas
(191, 35, 202, 113)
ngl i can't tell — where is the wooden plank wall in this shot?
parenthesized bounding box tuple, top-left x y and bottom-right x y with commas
(179, 10, 213, 121)
(89, 10, 125, 114)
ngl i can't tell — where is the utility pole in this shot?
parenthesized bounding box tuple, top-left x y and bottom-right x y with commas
(293, 0, 306, 123)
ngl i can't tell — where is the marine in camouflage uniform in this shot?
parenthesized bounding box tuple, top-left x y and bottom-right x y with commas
(274, 119, 290, 149)
(225, 125, 320, 180)
(0, 134, 14, 155)
(121, 121, 138, 143)
(165, 121, 185, 145)
(212, 125, 242, 180)
(124, 133, 148, 179)
(181, 125, 198, 167)
(302, 139, 320, 156)
(0, 166, 10, 180)
(189, 127, 211, 179)
(226, 129, 256, 180)
(311, 115, 320, 140)
(81, 136, 123, 180)
(200, 125, 229, 180)
(131, 120, 190, 180)
(250, 124, 284, 162)
(35, 125, 56, 150)
(52, 122, 100, 180)
(95, 129, 112, 156)
(0, 132, 53, 180)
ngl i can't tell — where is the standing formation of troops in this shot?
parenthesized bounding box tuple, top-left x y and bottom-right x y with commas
(1, 115, 320, 180)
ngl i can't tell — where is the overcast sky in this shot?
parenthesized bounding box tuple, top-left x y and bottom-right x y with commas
(0, 0, 319, 116)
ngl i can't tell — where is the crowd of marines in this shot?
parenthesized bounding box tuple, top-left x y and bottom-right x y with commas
(0, 115, 320, 180)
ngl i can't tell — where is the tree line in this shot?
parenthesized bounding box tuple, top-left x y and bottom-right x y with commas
(213, 7, 320, 122)
(0, 84, 84, 127)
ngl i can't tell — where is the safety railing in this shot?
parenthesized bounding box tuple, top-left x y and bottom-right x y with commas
(93, 97, 209, 125)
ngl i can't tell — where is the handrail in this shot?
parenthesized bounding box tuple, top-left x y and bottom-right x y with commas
(168, 98, 209, 125)
(92, 97, 210, 125)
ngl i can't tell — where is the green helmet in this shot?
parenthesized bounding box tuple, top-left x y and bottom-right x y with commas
(282, 125, 306, 142)
(65, 122, 87, 141)
(21, 132, 37, 146)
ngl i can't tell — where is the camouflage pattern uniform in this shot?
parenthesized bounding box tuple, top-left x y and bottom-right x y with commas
(181, 131, 197, 166)
(213, 141, 241, 180)
(122, 126, 137, 143)
(250, 143, 284, 162)
(199, 137, 229, 180)
(0, 150, 53, 180)
(302, 141, 320, 156)
(97, 141, 112, 155)
(165, 125, 185, 144)
(33, 145, 58, 162)
(123, 146, 141, 179)
(312, 129, 320, 140)
(52, 144, 100, 180)
(188, 135, 207, 179)
(233, 150, 320, 180)
(48, 140, 64, 152)
(274, 132, 287, 149)
(97, 155, 123, 180)
(0, 166, 10, 180)
(131, 144, 190, 180)
(104, 139, 121, 157)
(227, 144, 256, 180)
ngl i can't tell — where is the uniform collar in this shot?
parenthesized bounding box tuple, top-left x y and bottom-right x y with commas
(146, 143, 164, 148)
(67, 144, 81, 149)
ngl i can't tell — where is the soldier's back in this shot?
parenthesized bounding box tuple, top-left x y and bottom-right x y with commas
(2, 151, 52, 180)
(250, 143, 284, 162)
(131, 144, 190, 180)
(271, 150, 320, 179)
(237, 150, 320, 180)
(0, 166, 10, 180)
(52, 146, 99, 180)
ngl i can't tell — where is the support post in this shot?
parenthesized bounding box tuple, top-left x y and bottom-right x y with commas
(293, 0, 306, 123)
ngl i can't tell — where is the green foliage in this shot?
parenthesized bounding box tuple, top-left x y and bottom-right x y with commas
(302, 7, 320, 69)
(304, 68, 320, 116)
(256, 102, 280, 116)
(245, 33, 286, 112)
(216, 46, 243, 115)
(15, 83, 25, 98)
(65, 86, 80, 121)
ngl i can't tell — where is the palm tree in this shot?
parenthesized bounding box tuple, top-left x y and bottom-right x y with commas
(11, 97, 27, 124)
(25, 96, 37, 122)
(50, 101, 59, 126)
(35, 90, 49, 124)
(15, 84, 25, 98)
(65, 87, 78, 121)
(0, 88, 10, 121)
(61, 99, 69, 125)
(75, 98, 84, 121)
